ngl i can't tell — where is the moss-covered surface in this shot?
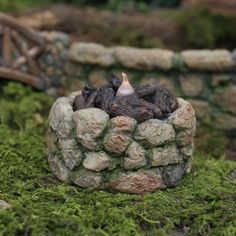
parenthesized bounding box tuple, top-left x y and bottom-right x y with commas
(0, 83, 236, 236)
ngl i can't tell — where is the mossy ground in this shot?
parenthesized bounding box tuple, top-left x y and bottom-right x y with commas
(0, 83, 236, 236)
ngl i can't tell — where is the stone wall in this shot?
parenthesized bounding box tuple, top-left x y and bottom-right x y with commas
(64, 42, 236, 134)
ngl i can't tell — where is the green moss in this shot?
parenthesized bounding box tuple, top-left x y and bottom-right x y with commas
(0, 83, 236, 235)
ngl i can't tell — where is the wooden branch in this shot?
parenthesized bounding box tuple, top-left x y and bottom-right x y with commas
(12, 46, 41, 69)
(11, 30, 40, 75)
(0, 13, 45, 47)
(2, 26, 11, 66)
(0, 67, 43, 89)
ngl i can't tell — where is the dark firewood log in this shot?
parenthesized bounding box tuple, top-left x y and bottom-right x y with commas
(86, 90, 98, 108)
(135, 84, 156, 100)
(73, 94, 86, 111)
(109, 76, 122, 91)
(109, 94, 160, 123)
(73, 80, 178, 123)
(99, 87, 116, 111)
(153, 87, 178, 114)
(82, 83, 96, 99)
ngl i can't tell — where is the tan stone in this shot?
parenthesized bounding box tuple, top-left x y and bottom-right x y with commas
(123, 142, 147, 170)
(168, 98, 196, 130)
(73, 169, 102, 189)
(134, 119, 175, 147)
(181, 50, 234, 71)
(83, 151, 110, 171)
(115, 46, 174, 70)
(108, 169, 163, 194)
(110, 116, 137, 133)
(212, 86, 236, 115)
(69, 42, 115, 67)
(73, 108, 109, 150)
(150, 145, 181, 167)
(180, 75, 204, 97)
(103, 132, 131, 154)
(48, 97, 74, 138)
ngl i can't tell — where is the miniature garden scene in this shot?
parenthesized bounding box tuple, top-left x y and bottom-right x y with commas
(0, 0, 236, 235)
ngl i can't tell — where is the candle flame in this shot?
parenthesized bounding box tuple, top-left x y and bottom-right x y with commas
(116, 73, 135, 97)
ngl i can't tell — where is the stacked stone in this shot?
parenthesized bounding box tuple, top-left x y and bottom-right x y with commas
(48, 91, 196, 194)
(69, 43, 235, 71)
(39, 32, 70, 96)
(66, 43, 236, 132)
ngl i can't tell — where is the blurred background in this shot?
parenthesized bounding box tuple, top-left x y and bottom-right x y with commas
(1, 0, 236, 50)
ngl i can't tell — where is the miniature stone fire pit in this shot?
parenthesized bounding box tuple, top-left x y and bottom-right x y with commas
(48, 74, 196, 194)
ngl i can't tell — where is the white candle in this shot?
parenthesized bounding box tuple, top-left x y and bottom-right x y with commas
(116, 73, 135, 97)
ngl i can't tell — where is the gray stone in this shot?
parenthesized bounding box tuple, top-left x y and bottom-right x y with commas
(48, 97, 73, 138)
(47, 128, 58, 154)
(186, 157, 193, 174)
(58, 139, 83, 170)
(212, 86, 236, 115)
(73, 169, 102, 189)
(162, 163, 186, 187)
(168, 98, 196, 130)
(83, 151, 110, 171)
(0, 200, 11, 210)
(73, 108, 109, 150)
(187, 99, 211, 120)
(123, 142, 147, 170)
(214, 114, 236, 131)
(103, 132, 131, 154)
(69, 43, 115, 67)
(115, 46, 174, 70)
(110, 116, 137, 133)
(150, 145, 181, 166)
(67, 90, 81, 105)
(181, 50, 234, 71)
(211, 74, 230, 87)
(108, 169, 163, 194)
(48, 154, 71, 183)
(180, 75, 204, 97)
(176, 129, 195, 147)
(180, 144, 194, 157)
(134, 119, 175, 147)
